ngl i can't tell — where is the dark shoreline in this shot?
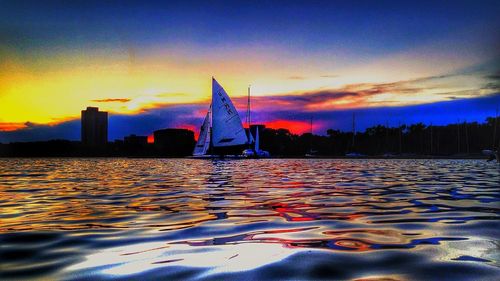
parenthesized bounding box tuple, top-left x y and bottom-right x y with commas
(0, 155, 490, 160)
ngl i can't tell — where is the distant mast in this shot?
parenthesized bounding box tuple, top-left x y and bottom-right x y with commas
(246, 85, 251, 128)
(310, 116, 313, 151)
(246, 85, 255, 145)
(307, 116, 314, 155)
(352, 112, 356, 149)
(398, 121, 402, 154)
(310, 117, 313, 135)
(494, 106, 498, 149)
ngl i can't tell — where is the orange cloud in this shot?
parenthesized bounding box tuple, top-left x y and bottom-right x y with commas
(0, 122, 27, 132)
(91, 98, 131, 103)
(232, 72, 491, 113)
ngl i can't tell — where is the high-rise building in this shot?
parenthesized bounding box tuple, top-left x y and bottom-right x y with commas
(81, 107, 108, 146)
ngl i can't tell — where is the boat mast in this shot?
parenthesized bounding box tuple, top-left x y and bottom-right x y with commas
(352, 112, 356, 150)
(310, 117, 313, 135)
(208, 104, 213, 155)
(494, 106, 498, 149)
(464, 120, 470, 154)
(308, 116, 313, 154)
(385, 120, 389, 153)
(246, 85, 251, 128)
(247, 85, 253, 149)
(398, 121, 402, 154)
(457, 119, 460, 154)
(430, 123, 433, 155)
(209, 77, 214, 155)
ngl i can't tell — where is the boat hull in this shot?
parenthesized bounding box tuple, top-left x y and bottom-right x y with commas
(189, 154, 247, 159)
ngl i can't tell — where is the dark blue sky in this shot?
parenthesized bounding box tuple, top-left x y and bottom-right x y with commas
(2, 1, 499, 55)
(0, 0, 499, 142)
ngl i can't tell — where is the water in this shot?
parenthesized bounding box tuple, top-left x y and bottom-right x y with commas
(0, 159, 499, 280)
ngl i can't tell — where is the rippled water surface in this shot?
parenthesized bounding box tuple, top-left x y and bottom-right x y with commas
(0, 158, 499, 280)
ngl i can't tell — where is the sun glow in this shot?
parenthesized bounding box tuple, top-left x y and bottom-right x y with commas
(0, 34, 496, 133)
(65, 241, 300, 278)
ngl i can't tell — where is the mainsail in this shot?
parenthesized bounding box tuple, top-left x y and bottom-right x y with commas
(211, 78, 248, 147)
(193, 106, 211, 155)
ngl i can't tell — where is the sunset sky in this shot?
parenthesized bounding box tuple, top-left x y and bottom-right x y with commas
(1, 0, 499, 142)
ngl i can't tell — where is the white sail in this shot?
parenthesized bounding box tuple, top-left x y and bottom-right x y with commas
(193, 106, 211, 155)
(211, 78, 248, 147)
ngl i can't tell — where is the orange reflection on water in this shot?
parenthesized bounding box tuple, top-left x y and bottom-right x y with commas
(1, 158, 498, 280)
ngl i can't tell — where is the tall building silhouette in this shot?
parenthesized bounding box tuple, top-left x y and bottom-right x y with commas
(81, 107, 108, 146)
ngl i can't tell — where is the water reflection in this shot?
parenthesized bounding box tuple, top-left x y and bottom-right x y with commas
(0, 159, 499, 280)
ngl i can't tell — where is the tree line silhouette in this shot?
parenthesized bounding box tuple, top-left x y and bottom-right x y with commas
(260, 116, 499, 157)
(0, 116, 498, 157)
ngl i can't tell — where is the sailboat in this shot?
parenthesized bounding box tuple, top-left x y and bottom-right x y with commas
(193, 78, 269, 158)
(242, 85, 270, 158)
(242, 124, 270, 158)
(192, 105, 212, 156)
(345, 112, 364, 157)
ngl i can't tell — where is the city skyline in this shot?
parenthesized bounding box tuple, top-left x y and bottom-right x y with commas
(1, 1, 499, 142)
